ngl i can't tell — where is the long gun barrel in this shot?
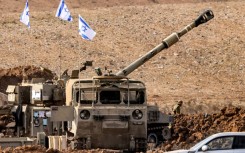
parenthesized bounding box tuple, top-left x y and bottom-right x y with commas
(116, 10, 214, 76)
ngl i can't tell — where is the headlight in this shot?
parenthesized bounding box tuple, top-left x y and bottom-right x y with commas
(132, 109, 143, 120)
(80, 110, 90, 120)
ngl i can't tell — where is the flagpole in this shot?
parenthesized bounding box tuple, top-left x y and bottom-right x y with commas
(55, 0, 74, 79)
(79, 41, 81, 107)
(59, 33, 61, 79)
(80, 15, 96, 107)
(20, 0, 31, 83)
(58, 25, 61, 79)
(27, 27, 31, 67)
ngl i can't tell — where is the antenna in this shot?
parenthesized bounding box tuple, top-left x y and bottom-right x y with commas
(59, 48, 61, 79)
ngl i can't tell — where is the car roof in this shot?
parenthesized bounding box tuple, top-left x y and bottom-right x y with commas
(190, 132, 245, 151)
(212, 132, 245, 137)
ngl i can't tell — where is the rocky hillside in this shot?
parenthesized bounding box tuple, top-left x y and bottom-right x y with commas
(0, 0, 244, 113)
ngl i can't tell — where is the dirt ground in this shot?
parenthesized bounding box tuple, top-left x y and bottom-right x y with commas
(0, 0, 245, 152)
(1, 0, 244, 113)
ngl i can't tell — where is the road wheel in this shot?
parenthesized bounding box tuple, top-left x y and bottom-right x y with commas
(162, 126, 171, 140)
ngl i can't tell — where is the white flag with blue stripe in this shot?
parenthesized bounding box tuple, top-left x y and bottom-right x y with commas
(20, 0, 30, 28)
(56, 0, 73, 22)
(78, 15, 96, 41)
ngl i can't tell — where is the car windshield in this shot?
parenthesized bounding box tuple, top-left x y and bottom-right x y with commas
(189, 134, 215, 150)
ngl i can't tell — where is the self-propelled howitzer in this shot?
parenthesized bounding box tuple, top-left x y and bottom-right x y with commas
(116, 9, 214, 77)
(51, 10, 214, 152)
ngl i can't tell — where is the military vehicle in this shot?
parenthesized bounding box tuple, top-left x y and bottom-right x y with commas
(5, 78, 65, 137)
(53, 9, 214, 151)
(4, 9, 214, 152)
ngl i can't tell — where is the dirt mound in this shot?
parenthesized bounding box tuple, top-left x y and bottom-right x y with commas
(1, 146, 134, 153)
(0, 66, 54, 94)
(160, 106, 245, 151)
(0, 145, 47, 153)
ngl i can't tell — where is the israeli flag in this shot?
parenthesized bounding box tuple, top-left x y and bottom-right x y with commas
(56, 0, 73, 22)
(78, 15, 96, 41)
(20, 0, 30, 28)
